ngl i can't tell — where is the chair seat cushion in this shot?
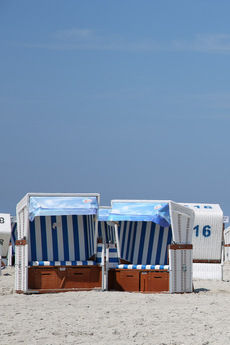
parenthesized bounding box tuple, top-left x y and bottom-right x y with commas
(115, 264, 169, 270)
(29, 260, 97, 267)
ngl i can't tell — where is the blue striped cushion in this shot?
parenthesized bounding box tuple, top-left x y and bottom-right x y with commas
(29, 260, 97, 267)
(109, 248, 117, 253)
(108, 245, 119, 268)
(116, 264, 169, 270)
(97, 244, 103, 252)
(109, 258, 119, 263)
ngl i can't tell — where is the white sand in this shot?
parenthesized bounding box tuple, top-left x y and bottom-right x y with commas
(0, 264, 230, 345)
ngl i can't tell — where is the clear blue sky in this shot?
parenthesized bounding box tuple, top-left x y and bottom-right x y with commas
(1, 0, 230, 221)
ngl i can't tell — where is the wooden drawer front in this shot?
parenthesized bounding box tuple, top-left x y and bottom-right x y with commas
(141, 271, 169, 292)
(64, 267, 91, 288)
(90, 266, 101, 287)
(28, 266, 102, 290)
(115, 270, 140, 292)
(34, 268, 59, 289)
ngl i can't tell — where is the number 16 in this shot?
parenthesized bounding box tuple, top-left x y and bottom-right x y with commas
(194, 225, 211, 237)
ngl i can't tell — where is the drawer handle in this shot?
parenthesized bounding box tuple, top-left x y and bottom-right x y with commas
(74, 273, 84, 275)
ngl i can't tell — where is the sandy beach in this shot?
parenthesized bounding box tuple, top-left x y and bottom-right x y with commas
(0, 263, 230, 345)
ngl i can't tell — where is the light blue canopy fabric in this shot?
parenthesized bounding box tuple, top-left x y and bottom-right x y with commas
(108, 202, 171, 227)
(29, 196, 99, 221)
(98, 208, 111, 221)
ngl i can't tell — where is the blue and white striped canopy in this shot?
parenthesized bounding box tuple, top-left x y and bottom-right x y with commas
(29, 196, 99, 221)
(108, 202, 171, 227)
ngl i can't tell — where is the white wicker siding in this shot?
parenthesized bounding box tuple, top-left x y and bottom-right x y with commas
(169, 247, 193, 293)
(224, 226, 230, 262)
(180, 203, 223, 261)
(224, 226, 230, 244)
(225, 247, 230, 262)
(193, 263, 222, 280)
(169, 202, 195, 244)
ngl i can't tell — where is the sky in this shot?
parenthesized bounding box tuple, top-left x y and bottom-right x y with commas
(1, 0, 230, 223)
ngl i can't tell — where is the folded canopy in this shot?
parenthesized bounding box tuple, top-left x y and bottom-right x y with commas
(29, 196, 99, 221)
(108, 201, 171, 227)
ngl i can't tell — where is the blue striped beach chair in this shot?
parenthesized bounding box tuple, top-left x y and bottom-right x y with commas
(15, 193, 103, 293)
(107, 200, 195, 293)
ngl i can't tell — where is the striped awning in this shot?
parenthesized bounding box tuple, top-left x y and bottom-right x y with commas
(29, 196, 99, 221)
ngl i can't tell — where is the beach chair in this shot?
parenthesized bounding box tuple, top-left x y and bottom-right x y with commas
(15, 193, 103, 293)
(180, 203, 224, 280)
(107, 200, 195, 293)
(0, 213, 11, 274)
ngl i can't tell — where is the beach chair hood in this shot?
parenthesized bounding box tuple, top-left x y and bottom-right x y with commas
(98, 207, 112, 222)
(108, 201, 170, 227)
(29, 196, 99, 221)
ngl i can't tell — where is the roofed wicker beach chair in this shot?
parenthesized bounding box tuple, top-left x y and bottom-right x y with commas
(15, 193, 104, 293)
(106, 200, 195, 293)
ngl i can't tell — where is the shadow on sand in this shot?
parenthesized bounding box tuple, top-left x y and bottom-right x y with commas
(194, 287, 210, 293)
